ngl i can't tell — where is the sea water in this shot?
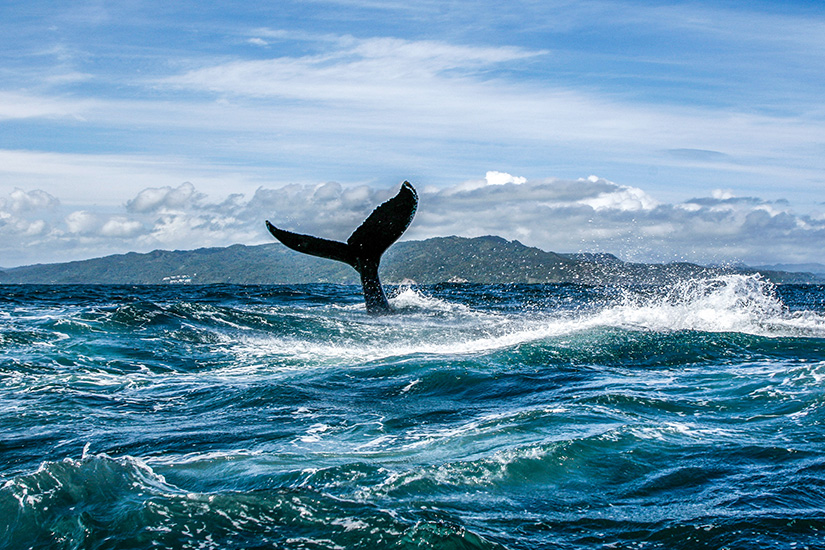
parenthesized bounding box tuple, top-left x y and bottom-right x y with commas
(1, 276, 824, 549)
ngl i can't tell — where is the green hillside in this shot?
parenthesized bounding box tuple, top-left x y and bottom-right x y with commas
(1, 236, 820, 285)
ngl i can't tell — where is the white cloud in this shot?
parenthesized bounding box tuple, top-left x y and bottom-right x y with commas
(140, 213, 199, 243)
(21, 219, 48, 237)
(4, 19, 825, 213)
(712, 189, 735, 200)
(1, 1, 825, 237)
(165, 35, 545, 105)
(445, 171, 528, 194)
(0, 92, 91, 121)
(126, 182, 202, 213)
(144, 29, 825, 206)
(100, 218, 143, 238)
(414, 175, 824, 264)
(0, 189, 60, 253)
(160, 32, 811, 158)
(485, 171, 527, 186)
(1, 175, 823, 268)
(65, 210, 99, 234)
(346, 36, 544, 67)
(0, 149, 267, 207)
(578, 181, 660, 212)
(4, 188, 60, 213)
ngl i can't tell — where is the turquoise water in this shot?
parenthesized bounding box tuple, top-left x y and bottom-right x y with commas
(1, 276, 825, 549)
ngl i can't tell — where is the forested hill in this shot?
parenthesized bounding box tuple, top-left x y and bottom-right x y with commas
(1, 236, 820, 285)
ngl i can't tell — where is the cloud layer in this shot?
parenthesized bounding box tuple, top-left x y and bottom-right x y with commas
(158, 31, 825, 190)
(2, 174, 822, 268)
(2, 2, 825, 268)
(3, 9, 825, 211)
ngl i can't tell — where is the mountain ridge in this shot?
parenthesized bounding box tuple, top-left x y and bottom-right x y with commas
(1, 235, 821, 285)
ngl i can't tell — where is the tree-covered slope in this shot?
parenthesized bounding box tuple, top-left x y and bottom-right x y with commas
(1, 236, 820, 285)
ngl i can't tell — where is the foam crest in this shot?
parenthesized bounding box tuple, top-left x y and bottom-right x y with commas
(388, 286, 472, 314)
(596, 274, 825, 337)
(224, 313, 577, 373)
(199, 275, 825, 375)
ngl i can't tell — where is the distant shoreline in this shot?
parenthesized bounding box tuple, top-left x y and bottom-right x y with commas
(2, 236, 823, 285)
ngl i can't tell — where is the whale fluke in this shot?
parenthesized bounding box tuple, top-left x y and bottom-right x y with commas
(266, 181, 418, 314)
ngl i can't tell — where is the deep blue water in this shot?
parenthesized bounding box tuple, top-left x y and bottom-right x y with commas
(1, 276, 825, 549)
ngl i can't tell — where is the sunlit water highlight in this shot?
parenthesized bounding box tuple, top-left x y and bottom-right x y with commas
(1, 276, 824, 549)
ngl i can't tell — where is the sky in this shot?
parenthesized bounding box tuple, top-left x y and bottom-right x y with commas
(1, 0, 824, 268)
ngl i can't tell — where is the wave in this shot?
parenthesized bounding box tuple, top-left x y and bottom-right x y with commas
(0, 453, 505, 550)
(2, 279, 824, 550)
(219, 275, 825, 373)
(2, 276, 822, 380)
(599, 275, 825, 337)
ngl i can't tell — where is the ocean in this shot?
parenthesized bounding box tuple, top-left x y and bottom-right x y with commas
(1, 275, 824, 549)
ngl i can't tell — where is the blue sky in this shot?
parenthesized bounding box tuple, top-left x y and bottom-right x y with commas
(1, 0, 824, 267)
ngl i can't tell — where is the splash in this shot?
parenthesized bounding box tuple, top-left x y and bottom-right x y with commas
(388, 286, 471, 314)
(597, 274, 825, 336)
(218, 275, 825, 375)
(2, 283, 825, 550)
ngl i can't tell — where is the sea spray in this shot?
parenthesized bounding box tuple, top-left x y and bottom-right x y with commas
(1, 280, 824, 549)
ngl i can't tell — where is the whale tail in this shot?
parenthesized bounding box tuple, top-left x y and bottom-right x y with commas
(265, 181, 418, 314)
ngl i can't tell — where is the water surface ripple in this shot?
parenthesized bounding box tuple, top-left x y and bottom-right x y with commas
(1, 277, 824, 549)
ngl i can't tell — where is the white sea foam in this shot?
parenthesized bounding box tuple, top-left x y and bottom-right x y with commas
(388, 286, 473, 314)
(628, 422, 739, 442)
(215, 275, 825, 375)
(594, 274, 825, 337)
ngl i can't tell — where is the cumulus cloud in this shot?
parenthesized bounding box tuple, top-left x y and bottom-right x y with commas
(247, 181, 397, 239)
(5, 188, 60, 213)
(0, 189, 60, 251)
(240, 175, 824, 266)
(126, 182, 203, 213)
(100, 218, 144, 238)
(577, 177, 660, 211)
(447, 171, 528, 194)
(65, 210, 100, 234)
(414, 175, 824, 265)
(485, 171, 527, 186)
(1, 175, 823, 267)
